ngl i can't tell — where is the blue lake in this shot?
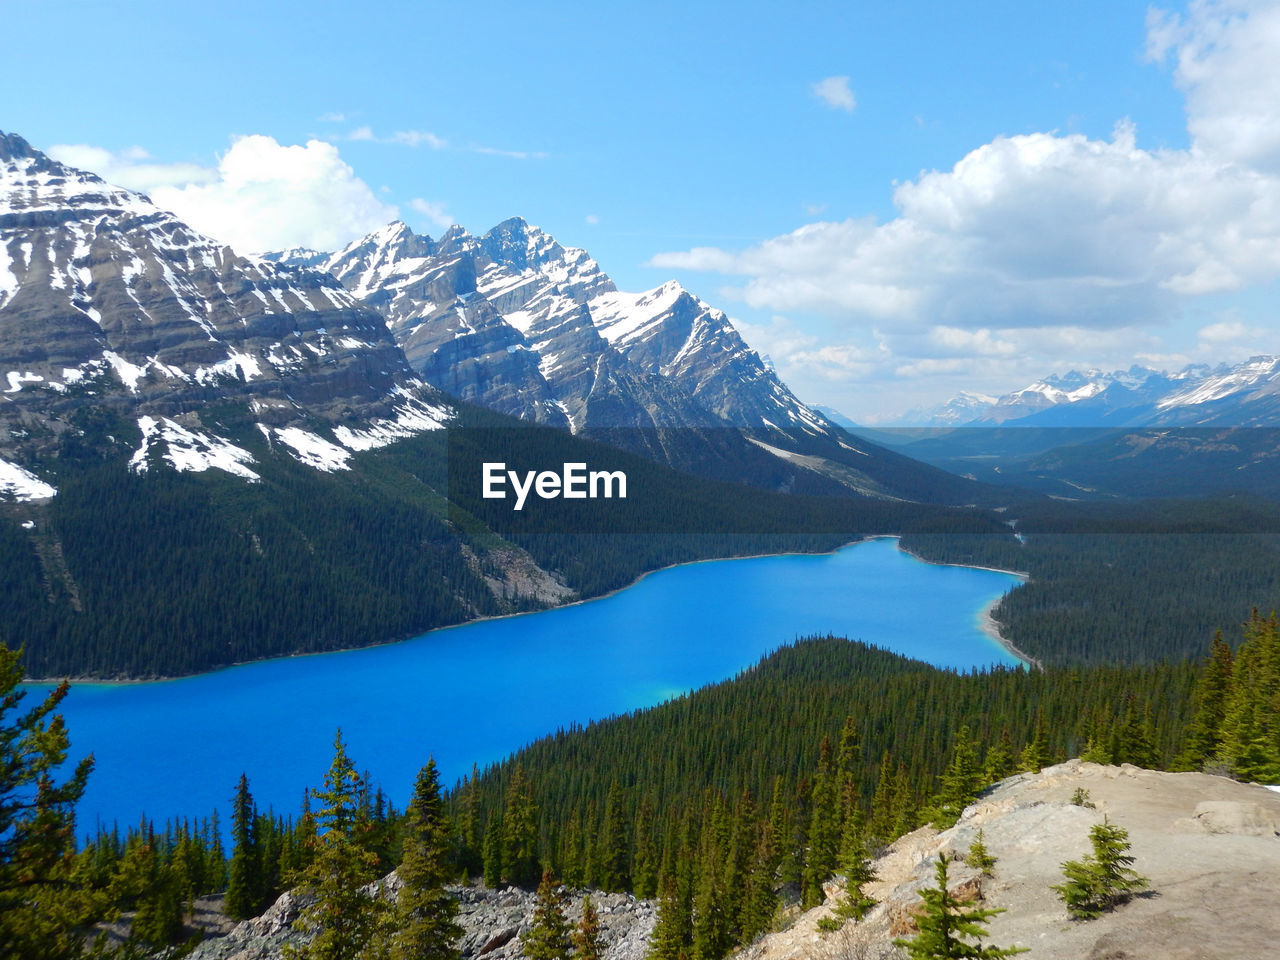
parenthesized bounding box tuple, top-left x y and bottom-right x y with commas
(31, 537, 1022, 834)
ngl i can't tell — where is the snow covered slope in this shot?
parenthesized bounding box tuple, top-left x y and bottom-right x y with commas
(0, 130, 451, 497)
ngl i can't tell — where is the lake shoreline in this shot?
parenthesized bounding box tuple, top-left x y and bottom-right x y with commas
(892, 539, 1039, 670)
(28, 534, 1034, 685)
(26, 537, 876, 686)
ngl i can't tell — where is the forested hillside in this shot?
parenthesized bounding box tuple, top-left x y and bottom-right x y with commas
(15, 615, 1277, 957)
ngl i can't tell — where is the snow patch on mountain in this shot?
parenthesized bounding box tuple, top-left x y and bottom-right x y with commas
(332, 394, 451, 451)
(262, 426, 352, 472)
(0, 457, 56, 500)
(130, 416, 260, 481)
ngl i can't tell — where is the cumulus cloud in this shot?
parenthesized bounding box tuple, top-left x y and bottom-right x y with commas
(1147, 0, 1280, 174)
(653, 118, 1280, 331)
(653, 0, 1280, 390)
(409, 197, 453, 230)
(812, 76, 856, 112)
(146, 135, 399, 252)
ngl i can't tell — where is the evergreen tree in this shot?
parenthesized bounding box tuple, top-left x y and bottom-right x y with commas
(574, 894, 604, 960)
(649, 875, 692, 960)
(0, 645, 103, 960)
(932, 726, 983, 828)
(226, 773, 263, 920)
(818, 834, 877, 932)
(502, 767, 540, 887)
(285, 730, 386, 960)
(1214, 612, 1280, 782)
(482, 817, 502, 888)
(1052, 819, 1149, 920)
(597, 779, 630, 892)
(982, 731, 1016, 784)
(964, 830, 996, 877)
(523, 869, 571, 960)
(893, 853, 1026, 958)
(1175, 631, 1234, 770)
(1020, 716, 1047, 774)
(738, 818, 778, 944)
(389, 758, 462, 960)
(802, 736, 840, 906)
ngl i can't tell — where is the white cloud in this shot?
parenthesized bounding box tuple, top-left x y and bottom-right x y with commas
(317, 112, 346, 123)
(391, 130, 447, 149)
(469, 144, 549, 160)
(585, 213, 600, 225)
(1147, 0, 1280, 174)
(654, 5, 1280, 342)
(1198, 318, 1265, 343)
(47, 143, 218, 192)
(653, 0, 1280, 417)
(343, 126, 447, 148)
(145, 135, 398, 252)
(812, 75, 856, 112)
(410, 198, 453, 230)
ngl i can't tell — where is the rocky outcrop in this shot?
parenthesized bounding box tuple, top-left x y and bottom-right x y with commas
(740, 761, 1280, 960)
(187, 880, 657, 960)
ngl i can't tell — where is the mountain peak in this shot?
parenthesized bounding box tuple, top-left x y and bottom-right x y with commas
(0, 130, 41, 162)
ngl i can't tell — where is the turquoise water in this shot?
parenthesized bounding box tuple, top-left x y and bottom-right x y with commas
(30, 537, 1021, 833)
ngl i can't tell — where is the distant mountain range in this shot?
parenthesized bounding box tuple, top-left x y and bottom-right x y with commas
(895, 359, 1280, 428)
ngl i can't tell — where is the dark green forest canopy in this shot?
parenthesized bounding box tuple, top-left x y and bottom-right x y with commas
(2, 394, 1278, 677)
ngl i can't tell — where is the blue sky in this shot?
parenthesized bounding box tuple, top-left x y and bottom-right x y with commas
(5, 0, 1280, 419)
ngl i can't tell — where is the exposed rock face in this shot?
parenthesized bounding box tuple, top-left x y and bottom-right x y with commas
(188, 881, 657, 960)
(302, 218, 994, 503)
(0, 131, 451, 495)
(321, 218, 744, 435)
(740, 761, 1280, 960)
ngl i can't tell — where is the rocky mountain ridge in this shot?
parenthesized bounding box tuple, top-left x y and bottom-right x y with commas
(896, 359, 1280, 429)
(0, 130, 452, 498)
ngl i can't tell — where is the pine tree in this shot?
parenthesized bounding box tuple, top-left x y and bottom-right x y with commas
(803, 736, 840, 906)
(818, 834, 877, 932)
(389, 758, 462, 960)
(502, 767, 539, 887)
(893, 853, 1026, 958)
(649, 875, 692, 960)
(573, 894, 604, 960)
(226, 773, 263, 920)
(285, 730, 386, 960)
(597, 779, 630, 892)
(1175, 631, 1233, 770)
(982, 731, 1016, 784)
(932, 725, 983, 828)
(738, 818, 778, 943)
(964, 830, 996, 877)
(482, 817, 502, 888)
(1214, 612, 1280, 782)
(1052, 819, 1149, 920)
(523, 869, 571, 960)
(1020, 716, 1047, 774)
(0, 644, 104, 960)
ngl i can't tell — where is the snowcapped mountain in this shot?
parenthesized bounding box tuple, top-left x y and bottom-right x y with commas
(278, 216, 991, 500)
(314, 217, 827, 438)
(1153, 355, 1280, 426)
(0, 131, 451, 499)
(898, 361, 1280, 429)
